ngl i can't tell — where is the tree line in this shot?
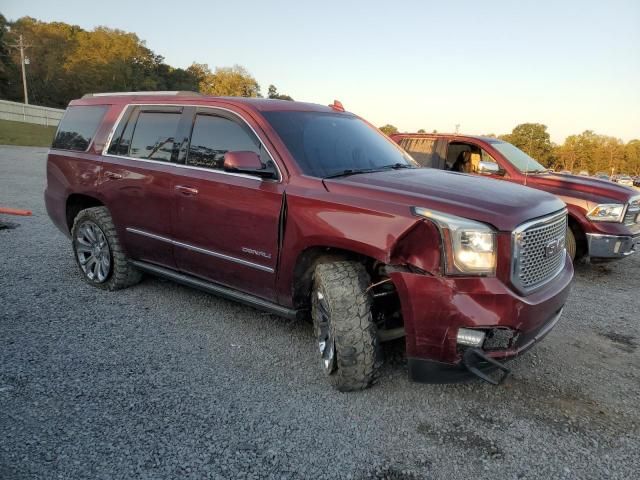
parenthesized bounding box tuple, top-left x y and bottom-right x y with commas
(380, 123, 640, 176)
(0, 15, 292, 108)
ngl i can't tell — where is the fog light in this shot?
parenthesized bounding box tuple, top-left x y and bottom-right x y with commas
(457, 328, 486, 347)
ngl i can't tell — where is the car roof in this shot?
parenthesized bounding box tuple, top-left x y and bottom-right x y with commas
(71, 92, 339, 114)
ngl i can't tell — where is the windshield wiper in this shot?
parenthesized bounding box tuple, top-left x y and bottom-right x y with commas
(380, 163, 415, 170)
(323, 168, 382, 179)
(324, 163, 415, 179)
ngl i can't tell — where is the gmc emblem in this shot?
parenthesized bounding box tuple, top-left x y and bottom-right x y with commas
(544, 237, 565, 258)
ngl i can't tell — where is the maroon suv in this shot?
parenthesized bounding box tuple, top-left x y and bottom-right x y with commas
(45, 93, 573, 390)
(392, 133, 640, 262)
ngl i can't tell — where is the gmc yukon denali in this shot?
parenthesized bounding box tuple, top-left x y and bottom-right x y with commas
(392, 133, 640, 262)
(45, 92, 573, 390)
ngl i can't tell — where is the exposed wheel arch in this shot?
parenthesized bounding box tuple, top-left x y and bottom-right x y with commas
(291, 246, 375, 311)
(66, 194, 104, 233)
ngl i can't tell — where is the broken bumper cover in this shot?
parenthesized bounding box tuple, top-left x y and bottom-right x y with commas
(407, 307, 563, 384)
(389, 254, 573, 384)
(587, 233, 640, 259)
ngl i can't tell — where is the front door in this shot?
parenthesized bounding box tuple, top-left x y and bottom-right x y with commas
(171, 107, 284, 301)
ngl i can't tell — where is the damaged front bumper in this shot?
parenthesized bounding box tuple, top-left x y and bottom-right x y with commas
(389, 254, 573, 385)
(407, 307, 563, 384)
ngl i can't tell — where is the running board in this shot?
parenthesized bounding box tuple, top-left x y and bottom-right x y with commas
(130, 260, 298, 320)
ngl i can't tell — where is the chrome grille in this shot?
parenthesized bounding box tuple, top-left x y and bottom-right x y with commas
(624, 197, 640, 226)
(512, 211, 567, 292)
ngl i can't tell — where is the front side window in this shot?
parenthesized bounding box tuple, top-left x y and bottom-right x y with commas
(129, 112, 181, 162)
(52, 105, 108, 151)
(187, 114, 262, 170)
(262, 111, 415, 178)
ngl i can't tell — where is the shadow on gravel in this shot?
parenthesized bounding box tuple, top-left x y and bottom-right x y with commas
(0, 220, 20, 230)
(597, 331, 637, 353)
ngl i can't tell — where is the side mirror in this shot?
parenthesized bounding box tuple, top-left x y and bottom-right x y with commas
(223, 151, 276, 179)
(477, 161, 500, 175)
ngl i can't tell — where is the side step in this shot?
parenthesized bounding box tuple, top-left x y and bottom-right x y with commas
(130, 260, 298, 320)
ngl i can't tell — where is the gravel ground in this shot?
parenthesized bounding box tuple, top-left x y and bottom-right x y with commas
(1, 145, 638, 480)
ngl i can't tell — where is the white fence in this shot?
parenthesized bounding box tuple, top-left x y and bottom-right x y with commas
(0, 99, 64, 127)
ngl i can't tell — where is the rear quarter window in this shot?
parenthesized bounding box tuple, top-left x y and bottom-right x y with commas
(52, 105, 108, 152)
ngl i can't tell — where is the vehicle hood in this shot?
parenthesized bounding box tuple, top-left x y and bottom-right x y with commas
(526, 173, 638, 203)
(323, 169, 565, 232)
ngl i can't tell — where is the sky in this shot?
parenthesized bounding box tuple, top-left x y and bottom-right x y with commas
(2, 0, 639, 143)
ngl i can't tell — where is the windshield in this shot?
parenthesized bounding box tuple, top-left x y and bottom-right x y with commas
(488, 140, 547, 173)
(262, 111, 416, 178)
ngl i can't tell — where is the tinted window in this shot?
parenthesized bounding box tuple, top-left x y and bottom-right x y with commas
(129, 112, 181, 161)
(263, 111, 415, 177)
(400, 138, 436, 167)
(187, 114, 262, 170)
(52, 105, 107, 151)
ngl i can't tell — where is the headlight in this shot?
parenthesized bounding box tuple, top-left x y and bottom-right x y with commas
(412, 207, 496, 275)
(586, 204, 625, 222)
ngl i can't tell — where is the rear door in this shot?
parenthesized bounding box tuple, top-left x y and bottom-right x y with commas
(100, 105, 184, 269)
(171, 106, 284, 301)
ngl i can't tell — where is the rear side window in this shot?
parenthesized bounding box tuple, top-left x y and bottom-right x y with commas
(52, 105, 108, 151)
(187, 113, 263, 170)
(399, 138, 436, 167)
(129, 112, 181, 162)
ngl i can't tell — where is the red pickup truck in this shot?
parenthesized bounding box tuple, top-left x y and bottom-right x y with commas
(392, 133, 640, 262)
(45, 93, 573, 390)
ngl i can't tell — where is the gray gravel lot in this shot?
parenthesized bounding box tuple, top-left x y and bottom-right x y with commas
(1, 145, 638, 480)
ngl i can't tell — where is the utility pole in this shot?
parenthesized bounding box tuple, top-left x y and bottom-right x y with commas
(9, 35, 30, 104)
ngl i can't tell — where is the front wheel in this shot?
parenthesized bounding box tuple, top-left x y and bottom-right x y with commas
(566, 226, 577, 261)
(311, 261, 380, 391)
(71, 206, 142, 290)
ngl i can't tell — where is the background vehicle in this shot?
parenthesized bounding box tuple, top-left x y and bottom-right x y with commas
(392, 133, 640, 262)
(594, 172, 610, 181)
(615, 175, 634, 187)
(578, 170, 590, 176)
(46, 93, 573, 390)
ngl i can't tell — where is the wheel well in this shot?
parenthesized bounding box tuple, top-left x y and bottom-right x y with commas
(568, 214, 587, 259)
(291, 247, 374, 311)
(66, 194, 104, 232)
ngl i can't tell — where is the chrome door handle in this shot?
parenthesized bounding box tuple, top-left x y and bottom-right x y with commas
(175, 185, 199, 196)
(104, 171, 123, 180)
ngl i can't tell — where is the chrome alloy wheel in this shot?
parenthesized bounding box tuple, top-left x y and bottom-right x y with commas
(74, 221, 111, 283)
(314, 290, 336, 373)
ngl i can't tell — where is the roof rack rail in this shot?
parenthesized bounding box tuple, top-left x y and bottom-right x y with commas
(82, 91, 201, 98)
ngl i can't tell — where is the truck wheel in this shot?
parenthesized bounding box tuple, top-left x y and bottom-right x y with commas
(71, 206, 142, 291)
(311, 261, 380, 391)
(566, 227, 577, 261)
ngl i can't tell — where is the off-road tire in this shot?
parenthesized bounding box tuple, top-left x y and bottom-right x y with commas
(71, 207, 142, 291)
(566, 226, 577, 262)
(312, 261, 380, 391)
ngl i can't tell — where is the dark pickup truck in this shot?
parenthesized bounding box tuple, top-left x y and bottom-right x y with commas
(45, 93, 573, 390)
(392, 134, 640, 262)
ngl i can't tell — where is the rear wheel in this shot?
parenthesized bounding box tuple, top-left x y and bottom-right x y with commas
(311, 261, 380, 391)
(566, 226, 577, 261)
(71, 207, 142, 290)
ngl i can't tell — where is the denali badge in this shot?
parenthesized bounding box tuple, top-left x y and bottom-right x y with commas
(242, 247, 272, 259)
(544, 237, 565, 258)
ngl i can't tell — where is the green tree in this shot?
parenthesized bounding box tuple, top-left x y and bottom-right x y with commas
(195, 64, 260, 97)
(267, 84, 293, 100)
(379, 124, 398, 135)
(500, 123, 555, 168)
(417, 128, 426, 133)
(624, 140, 640, 175)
